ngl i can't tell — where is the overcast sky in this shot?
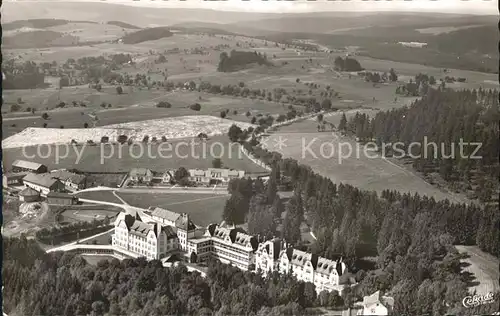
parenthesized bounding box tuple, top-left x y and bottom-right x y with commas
(5, 0, 498, 15)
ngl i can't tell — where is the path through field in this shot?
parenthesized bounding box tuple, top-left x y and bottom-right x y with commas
(455, 245, 499, 295)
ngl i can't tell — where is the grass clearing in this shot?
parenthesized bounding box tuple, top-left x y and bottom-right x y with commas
(60, 207, 120, 223)
(117, 192, 229, 226)
(455, 245, 500, 294)
(267, 119, 465, 203)
(74, 191, 124, 204)
(3, 135, 267, 173)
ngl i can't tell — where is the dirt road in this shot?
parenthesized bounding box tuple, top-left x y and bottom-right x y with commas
(455, 245, 499, 294)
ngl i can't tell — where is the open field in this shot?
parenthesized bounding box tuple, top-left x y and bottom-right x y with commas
(74, 191, 124, 204)
(60, 208, 120, 223)
(455, 245, 500, 294)
(117, 192, 229, 226)
(2, 135, 268, 173)
(3, 115, 254, 148)
(266, 116, 468, 203)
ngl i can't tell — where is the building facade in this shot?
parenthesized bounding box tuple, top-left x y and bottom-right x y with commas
(12, 160, 48, 174)
(256, 238, 348, 294)
(22, 173, 66, 197)
(357, 291, 394, 315)
(129, 168, 153, 183)
(3, 172, 28, 188)
(112, 212, 179, 260)
(47, 192, 77, 205)
(50, 170, 87, 190)
(187, 168, 245, 186)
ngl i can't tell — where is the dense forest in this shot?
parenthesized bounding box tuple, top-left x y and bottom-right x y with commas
(106, 21, 141, 29)
(3, 60, 46, 90)
(221, 102, 498, 315)
(345, 87, 499, 203)
(2, 18, 71, 31)
(120, 27, 173, 44)
(217, 50, 271, 72)
(4, 236, 353, 316)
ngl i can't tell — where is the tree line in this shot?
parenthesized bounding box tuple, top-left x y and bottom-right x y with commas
(3, 236, 359, 316)
(221, 117, 498, 314)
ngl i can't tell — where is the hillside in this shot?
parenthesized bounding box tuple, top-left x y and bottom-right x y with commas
(120, 27, 173, 44)
(107, 21, 141, 29)
(2, 18, 70, 31)
(2, 30, 79, 49)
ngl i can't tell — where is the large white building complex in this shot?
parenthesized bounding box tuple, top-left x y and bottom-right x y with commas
(112, 208, 348, 293)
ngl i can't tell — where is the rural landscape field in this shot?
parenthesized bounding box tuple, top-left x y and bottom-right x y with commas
(2, 1, 498, 316)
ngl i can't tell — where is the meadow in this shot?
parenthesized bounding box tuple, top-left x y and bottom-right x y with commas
(117, 192, 229, 226)
(267, 117, 468, 204)
(2, 135, 268, 173)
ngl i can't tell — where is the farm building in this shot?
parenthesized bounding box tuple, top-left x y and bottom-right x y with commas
(49, 170, 87, 191)
(22, 173, 65, 197)
(47, 192, 78, 205)
(12, 160, 48, 174)
(18, 187, 41, 202)
(3, 172, 28, 187)
(187, 168, 245, 186)
(129, 168, 153, 183)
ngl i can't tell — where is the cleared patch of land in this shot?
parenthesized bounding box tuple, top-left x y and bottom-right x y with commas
(267, 117, 466, 203)
(75, 191, 124, 204)
(60, 207, 120, 223)
(3, 115, 254, 148)
(118, 192, 229, 226)
(3, 135, 268, 173)
(455, 245, 499, 294)
(82, 255, 116, 265)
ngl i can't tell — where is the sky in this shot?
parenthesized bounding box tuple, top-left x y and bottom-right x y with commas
(4, 0, 498, 15)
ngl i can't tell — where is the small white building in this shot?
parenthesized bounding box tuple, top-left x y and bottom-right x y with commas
(187, 168, 245, 186)
(357, 291, 394, 315)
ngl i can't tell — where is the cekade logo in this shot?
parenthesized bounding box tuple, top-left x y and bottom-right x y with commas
(462, 292, 495, 308)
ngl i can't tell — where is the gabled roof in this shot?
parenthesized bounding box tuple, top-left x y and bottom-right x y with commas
(19, 187, 40, 197)
(47, 192, 73, 199)
(129, 168, 153, 177)
(151, 207, 180, 222)
(23, 173, 62, 188)
(175, 214, 196, 231)
(50, 170, 86, 184)
(12, 160, 45, 171)
(3, 172, 28, 179)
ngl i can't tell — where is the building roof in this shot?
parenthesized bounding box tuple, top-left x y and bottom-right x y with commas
(129, 168, 153, 177)
(209, 225, 258, 250)
(12, 160, 46, 171)
(47, 192, 74, 199)
(189, 168, 245, 178)
(3, 172, 28, 179)
(50, 170, 86, 184)
(117, 212, 177, 239)
(151, 207, 181, 223)
(363, 291, 394, 309)
(175, 214, 197, 231)
(18, 187, 40, 197)
(282, 247, 345, 276)
(23, 173, 62, 188)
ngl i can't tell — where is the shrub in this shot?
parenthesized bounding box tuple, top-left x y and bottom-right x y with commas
(156, 101, 172, 108)
(117, 135, 128, 144)
(220, 111, 227, 118)
(142, 135, 149, 143)
(10, 104, 21, 112)
(101, 136, 109, 143)
(116, 86, 123, 94)
(190, 103, 201, 111)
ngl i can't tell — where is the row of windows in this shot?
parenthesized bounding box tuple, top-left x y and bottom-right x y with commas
(214, 242, 251, 256)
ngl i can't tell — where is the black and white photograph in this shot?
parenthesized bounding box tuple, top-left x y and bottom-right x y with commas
(1, 0, 499, 315)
